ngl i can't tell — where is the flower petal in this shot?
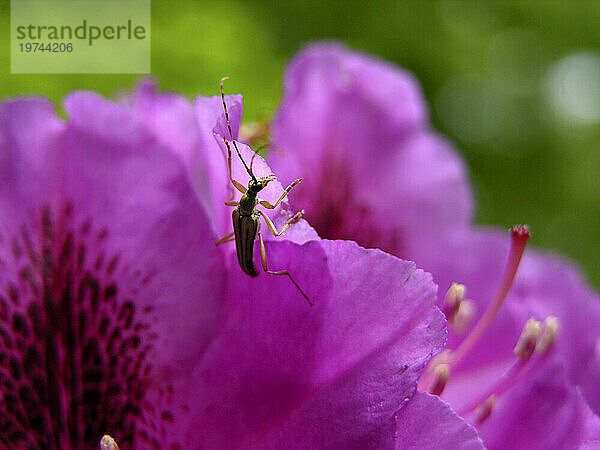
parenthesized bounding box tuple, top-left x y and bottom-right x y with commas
(63, 92, 225, 378)
(477, 362, 592, 450)
(420, 227, 600, 445)
(582, 401, 600, 447)
(189, 239, 444, 448)
(514, 248, 600, 416)
(194, 90, 245, 234)
(129, 80, 244, 237)
(0, 93, 227, 446)
(419, 229, 523, 379)
(428, 227, 600, 416)
(269, 42, 473, 258)
(395, 392, 484, 450)
(0, 97, 64, 226)
(130, 80, 200, 166)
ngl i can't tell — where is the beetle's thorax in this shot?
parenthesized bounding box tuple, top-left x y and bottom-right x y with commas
(238, 191, 258, 216)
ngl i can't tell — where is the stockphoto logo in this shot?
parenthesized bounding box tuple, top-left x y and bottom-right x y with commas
(15, 19, 147, 46)
(11, 0, 150, 74)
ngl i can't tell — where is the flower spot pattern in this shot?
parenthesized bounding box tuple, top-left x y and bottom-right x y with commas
(0, 203, 179, 449)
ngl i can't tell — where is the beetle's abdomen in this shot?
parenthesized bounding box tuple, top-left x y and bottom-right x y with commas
(232, 209, 260, 277)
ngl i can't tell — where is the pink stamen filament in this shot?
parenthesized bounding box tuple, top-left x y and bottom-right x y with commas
(447, 226, 530, 370)
(458, 348, 554, 417)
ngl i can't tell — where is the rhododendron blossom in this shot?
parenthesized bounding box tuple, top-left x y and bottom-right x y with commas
(0, 78, 480, 448)
(269, 42, 600, 449)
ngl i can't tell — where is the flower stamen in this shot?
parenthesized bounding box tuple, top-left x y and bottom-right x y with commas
(442, 283, 465, 320)
(429, 364, 450, 396)
(513, 318, 541, 361)
(442, 283, 475, 334)
(447, 225, 530, 369)
(535, 316, 560, 354)
(100, 435, 120, 450)
(457, 316, 561, 420)
(474, 395, 496, 425)
(452, 299, 476, 334)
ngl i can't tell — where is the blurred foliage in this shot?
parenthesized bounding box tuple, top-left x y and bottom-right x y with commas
(1, 0, 599, 290)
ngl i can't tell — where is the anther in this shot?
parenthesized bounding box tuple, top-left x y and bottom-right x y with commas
(474, 394, 496, 425)
(100, 435, 120, 450)
(456, 317, 555, 420)
(443, 283, 465, 320)
(513, 318, 541, 360)
(429, 364, 450, 396)
(452, 299, 476, 334)
(535, 316, 560, 354)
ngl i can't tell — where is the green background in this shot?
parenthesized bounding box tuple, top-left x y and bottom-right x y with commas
(1, 1, 599, 290)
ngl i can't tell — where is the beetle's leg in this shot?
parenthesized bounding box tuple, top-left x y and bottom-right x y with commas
(258, 177, 302, 209)
(224, 184, 240, 206)
(215, 231, 235, 246)
(258, 231, 312, 306)
(223, 138, 248, 195)
(259, 209, 304, 237)
(225, 182, 236, 204)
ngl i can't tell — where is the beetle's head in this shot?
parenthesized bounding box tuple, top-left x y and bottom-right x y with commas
(248, 179, 263, 193)
(248, 174, 276, 194)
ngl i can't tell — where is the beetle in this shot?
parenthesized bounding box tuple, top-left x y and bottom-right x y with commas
(215, 78, 312, 306)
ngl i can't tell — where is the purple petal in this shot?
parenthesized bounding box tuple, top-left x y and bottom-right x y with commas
(188, 239, 444, 448)
(582, 402, 600, 447)
(131, 80, 259, 238)
(419, 229, 523, 381)
(367, 132, 475, 261)
(130, 81, 222, 220)
(395, 392, 484, 450)
(194, 90, 315, 244)
(133, 85, 318, 248)
(63, 92, 225, 377)
(477, 362, 591, 450)
(581, 443, 600, 450)
(0, 93, 227, 447)
(419, 227, 600, 446)
(0, 97, 65, 314)
(194, 90, 245, 234)
(430, 228, 600, 416)
(130, 80, 318, 262)
(129, 80, 243, 236)
(270, 42, 473, 258)
(131, 80, 200, 166)
(513, 248, 600, 416)
(0, 97, 64, 225)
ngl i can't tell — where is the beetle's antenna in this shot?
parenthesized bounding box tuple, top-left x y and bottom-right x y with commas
(249, 143, 273, 174)
(220, 77, 257, 182)
(249, 150, 258, 173)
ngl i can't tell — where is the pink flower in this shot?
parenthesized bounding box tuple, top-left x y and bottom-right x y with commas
(131, 80, 483, 448)
(420, 227, 600, 449)
(0, 80, 473, 448)
(0, 94, 223, 448)
(269, 42, 473, 262)
(268, 42, 600, 449)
